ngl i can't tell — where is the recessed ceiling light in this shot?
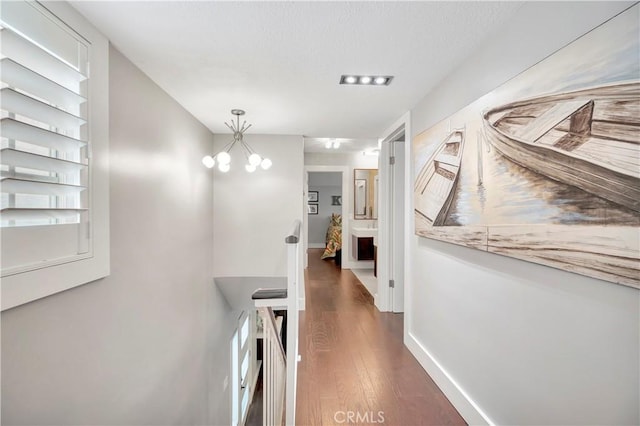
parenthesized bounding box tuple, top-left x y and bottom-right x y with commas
(324, 139, 341, 149)
(340, 75, 393, 86)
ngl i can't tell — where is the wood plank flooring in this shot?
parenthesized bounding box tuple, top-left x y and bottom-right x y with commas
(296, 249, 466, 425)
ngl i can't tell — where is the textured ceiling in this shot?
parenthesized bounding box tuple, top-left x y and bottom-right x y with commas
(70, 1, 523, 142)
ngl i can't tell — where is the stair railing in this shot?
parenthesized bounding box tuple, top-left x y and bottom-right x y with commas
(252, 220, 301, 426)
(257, 306, 286, 426)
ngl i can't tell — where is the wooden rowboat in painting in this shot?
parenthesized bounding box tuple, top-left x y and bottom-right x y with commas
(414, 128, 466, 226)
(483, 81, 640, 212)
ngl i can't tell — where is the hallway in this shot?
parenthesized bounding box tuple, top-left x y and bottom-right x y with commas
(295, 249, 466, 425)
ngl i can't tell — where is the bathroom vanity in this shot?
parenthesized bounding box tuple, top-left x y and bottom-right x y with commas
(351, 227, 376, 261)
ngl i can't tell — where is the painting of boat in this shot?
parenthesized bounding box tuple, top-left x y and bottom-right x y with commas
(482, 81, 640, 212)
(413, 4, 640, 288)
(415, 128, 466, 226)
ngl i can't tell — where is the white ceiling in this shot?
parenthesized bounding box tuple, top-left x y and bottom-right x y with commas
(70, 1, 523, 146)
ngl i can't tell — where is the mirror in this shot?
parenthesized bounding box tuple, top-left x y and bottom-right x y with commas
(354, 169, 378, 219)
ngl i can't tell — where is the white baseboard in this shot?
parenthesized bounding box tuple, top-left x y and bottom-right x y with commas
(298, 297, 305, 311)
(351, 268, 377, 300)
(352, 260, 374, 269)
(405, 332, 494, 426)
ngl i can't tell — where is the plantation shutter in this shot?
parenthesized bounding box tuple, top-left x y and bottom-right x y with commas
(1, 1, 91, 276)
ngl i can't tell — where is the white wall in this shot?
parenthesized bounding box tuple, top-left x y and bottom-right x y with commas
(1, 47, 234, 425)
(308, 172, 342, 247)
(212, 134, 304, 277)
(406, 2, 639, 425)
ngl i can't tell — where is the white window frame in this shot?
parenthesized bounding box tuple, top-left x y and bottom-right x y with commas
(1, 0, 109, 311)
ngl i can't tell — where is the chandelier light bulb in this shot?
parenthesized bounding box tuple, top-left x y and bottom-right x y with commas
(261, 158, 272, 170)
(245, 164, 256, 173)
(218, 162, 230, 173)
(248, 153, 262, 166)
(217, 151, 231, 165)
(202, 155, 215, 168)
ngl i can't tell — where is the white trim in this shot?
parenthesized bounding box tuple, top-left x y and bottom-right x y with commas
(308, 243, 326, 249)
(402, 112, 412, 329)
(405, 331, 494, 426)
(376, 111, 411, 312)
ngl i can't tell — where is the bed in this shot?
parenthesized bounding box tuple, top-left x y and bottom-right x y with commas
(321, 213, 342, 262)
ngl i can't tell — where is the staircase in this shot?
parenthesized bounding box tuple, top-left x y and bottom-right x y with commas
(251, 220, 301, 426)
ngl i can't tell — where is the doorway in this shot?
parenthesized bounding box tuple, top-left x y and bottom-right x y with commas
(307, 171, 342, 250)
(303, 166, 350, 270)
(378, 112, 410, 314)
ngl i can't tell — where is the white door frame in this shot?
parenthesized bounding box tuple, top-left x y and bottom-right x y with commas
(376, 112, 411, 316)
(303, 165, 352, 269)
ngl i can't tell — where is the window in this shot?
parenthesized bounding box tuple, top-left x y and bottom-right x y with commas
(0, 1, 109, 310)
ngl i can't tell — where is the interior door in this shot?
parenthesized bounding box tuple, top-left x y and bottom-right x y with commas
(389, 140, 405, 312)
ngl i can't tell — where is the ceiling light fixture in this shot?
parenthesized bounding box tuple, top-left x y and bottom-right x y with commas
(340, 75, 393, 86)
(202, 109, 272, 173)
(324, 139, 341, 150)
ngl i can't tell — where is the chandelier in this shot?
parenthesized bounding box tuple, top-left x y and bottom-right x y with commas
(202, 109, 272, 173)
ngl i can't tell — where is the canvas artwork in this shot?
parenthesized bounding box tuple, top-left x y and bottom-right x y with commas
(413, 5, 639, 288)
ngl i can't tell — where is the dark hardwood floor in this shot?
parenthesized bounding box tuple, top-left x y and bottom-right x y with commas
(246, 369, 263, 426)
(295, 249, 466, 426)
